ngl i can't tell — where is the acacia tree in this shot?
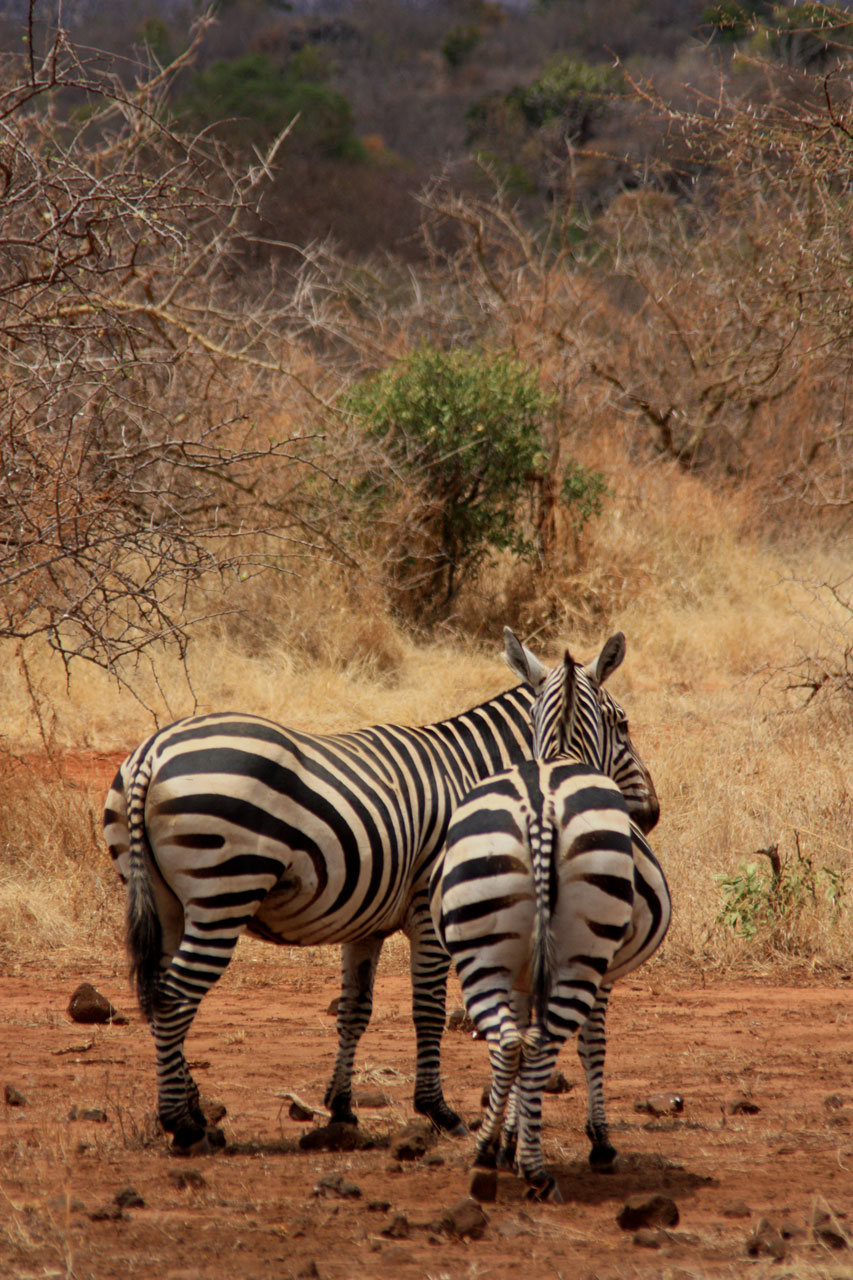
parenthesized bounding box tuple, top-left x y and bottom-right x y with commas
(0, 9, 352, 705)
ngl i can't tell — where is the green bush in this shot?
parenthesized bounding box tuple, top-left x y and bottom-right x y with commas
(176, 51, 363, 158)
(442, 24, 482, 70)
(346, 346, 606, 618)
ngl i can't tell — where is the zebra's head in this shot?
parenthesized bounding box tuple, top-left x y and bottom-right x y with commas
(503, 627, 660, 834)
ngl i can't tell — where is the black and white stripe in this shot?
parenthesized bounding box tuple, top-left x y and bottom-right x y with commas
(431, 652, 669, 1202)
(103, 630, 659, 1154)
(104, 685, 536, 1150)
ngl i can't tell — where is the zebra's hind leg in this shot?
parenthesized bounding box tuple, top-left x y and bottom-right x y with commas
(474, 1032, 521, 1169)
(150, 927, 242, 1153)
(325, 935, 384, 1125)
(577, 985, 617, 1170)
(516, 1037, 564, 1203)
(408, 916, 465, 1134)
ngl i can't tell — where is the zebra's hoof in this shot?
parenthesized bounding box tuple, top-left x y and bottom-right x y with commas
(417, 1100, 465, 1135)
(524, 1175, 563, 1204)
(589, 1141, 617, 1171)
(170, 1121, 224, 1156)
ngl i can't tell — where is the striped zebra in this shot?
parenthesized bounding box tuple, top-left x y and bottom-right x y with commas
(431, 651, 669, 1202)
(103, 631, 658, 1153)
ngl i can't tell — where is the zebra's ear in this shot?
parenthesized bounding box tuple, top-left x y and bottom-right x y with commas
(583, 632, 626, 688)
(503, 627, 549, 691)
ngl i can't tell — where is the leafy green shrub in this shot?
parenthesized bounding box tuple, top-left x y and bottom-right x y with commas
(176, 52, 364, 158)
(345, 346, 606, 619)
(716, 840, 847, 952)
(442, 24, 482, 69)
(512, 55, 624, 140)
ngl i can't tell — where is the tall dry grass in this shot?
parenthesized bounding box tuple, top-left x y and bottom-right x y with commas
(0, 447, 850, 981)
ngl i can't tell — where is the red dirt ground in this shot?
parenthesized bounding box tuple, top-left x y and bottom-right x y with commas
(2, 960, 852, 1280)
(3, 750, 852, 1277)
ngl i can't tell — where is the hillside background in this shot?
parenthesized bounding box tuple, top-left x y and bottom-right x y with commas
(1, 0, 852, 980)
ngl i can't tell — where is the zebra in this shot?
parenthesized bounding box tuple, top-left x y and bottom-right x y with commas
(431, 650, 670, 1202)
(103, 630, 658, 1154)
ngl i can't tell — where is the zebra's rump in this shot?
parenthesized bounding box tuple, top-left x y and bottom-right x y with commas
(105, 697, 536, 946)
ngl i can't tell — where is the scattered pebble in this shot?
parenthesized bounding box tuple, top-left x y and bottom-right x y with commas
(381, 1213, 409, 1239)
(390, 1120, 433, 1162)
(4, 1085, 26, 1107)
(351, 1088, 389, 1109)
(727, 1094, 760, 1115)
(543, 1070, 573, 1095)
(746, 1217, 786, 1260)
(68, 1106, 109, 1123)
(447, 1008, 475, 1033)
(298, 1122, 374, 1153)
(617, 1194, 680, 1231)
(312, 1173, 362, 1200)
(89, 1203, 124, 1222)
(435, 1197, 490, 1240)
(67, 983, 128, 1026)
(114, 1186, 145, 1209)
(634, 1093, 684, 1117)
(169, 1169, 207, 1190)
(720, 1200, 751, 1219)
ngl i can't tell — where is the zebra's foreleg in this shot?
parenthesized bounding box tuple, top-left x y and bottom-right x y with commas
(577, 984, 617, 1170)
(408, 921, 464, 1133)
(325, 935, 384, 1125)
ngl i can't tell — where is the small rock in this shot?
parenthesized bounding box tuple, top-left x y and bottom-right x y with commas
(327, 998, 340, 1017)
(114, 1186, 145, 1209)
(367, 1198, 392, 1212)
(727, 1094, 760, 1115)
(635, 1093, 684, 1117)
(68, 1106, 109, 1123)
(67, 983, 128, 1026)
(297, 1263, 320, 1280)
(381, 1213, 410, 1239)
(312, 1173, 361, 1200)
(390, 1120, 433, 1162)
(824, 1093, 846, 1109)
(469, 1167, 498, 1203)
(447, 1008, 475, 1032)
(47, 1194, 86, 1214)
(543, 1070, 573, 1095)
(721, 1200, 751, 1219)
(813, 1211, 850, 1250)
(617, 1194, 680, 1231)
(746, 1217, 786, 1260)
(298, 1122, 374, 1153)
(436, 1197, 490, 1240)
(4, 1085, 26, 1107)
(424, 1151, 445, 1167)
(633, 1228, 668, 1248)
(169, 1169, 207, 1190)
(89, 1203, 124, 1222)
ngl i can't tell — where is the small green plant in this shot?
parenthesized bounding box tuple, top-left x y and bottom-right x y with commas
(561, 460, 610, 531)
(442, 24, 482, 70)
(716, 839, 848, 951)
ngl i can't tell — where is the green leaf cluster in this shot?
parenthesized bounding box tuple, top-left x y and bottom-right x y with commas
(177, 51, 363, 158)
(346, 346, 552, 609)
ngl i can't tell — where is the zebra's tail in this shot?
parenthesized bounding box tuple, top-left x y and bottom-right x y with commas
(528, 809, 557, 1043)
(126, 752, 162, 1023)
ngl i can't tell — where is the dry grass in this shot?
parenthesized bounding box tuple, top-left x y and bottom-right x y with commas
(0, 451, 851, 981)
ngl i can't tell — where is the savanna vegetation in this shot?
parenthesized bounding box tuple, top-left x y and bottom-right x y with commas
(1, 0, 852, 987)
